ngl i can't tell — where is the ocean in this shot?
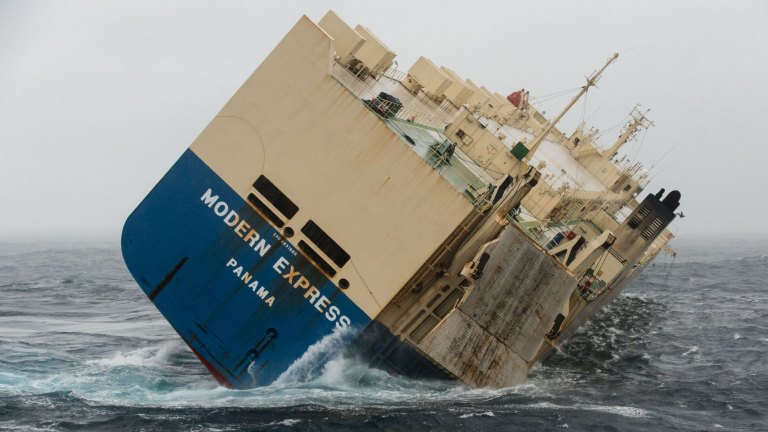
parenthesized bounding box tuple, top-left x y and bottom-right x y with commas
(0, 237, 766, 431)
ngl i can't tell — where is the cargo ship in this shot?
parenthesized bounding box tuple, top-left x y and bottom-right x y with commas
(121, 11, 681, 389)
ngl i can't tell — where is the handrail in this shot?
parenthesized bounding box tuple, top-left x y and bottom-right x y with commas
(331, 61, 446, 130)
(381, 66, 408, 82)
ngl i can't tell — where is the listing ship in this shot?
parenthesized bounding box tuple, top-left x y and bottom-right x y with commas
(121, 11, 681, 389)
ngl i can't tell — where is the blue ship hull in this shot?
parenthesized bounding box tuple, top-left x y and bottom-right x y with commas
(122, 150, 372, 388)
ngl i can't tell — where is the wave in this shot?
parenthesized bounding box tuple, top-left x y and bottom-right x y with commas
(272, 326, 356, 385)
(0, 335, 591, 416)
(85, 342, 179, 368)
(2, 243, 766, 431)
(523, 402, 649, 418)
(681, 346, 698, 356)
(458, 411, 495, 418)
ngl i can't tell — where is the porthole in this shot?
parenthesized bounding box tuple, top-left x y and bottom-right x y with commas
(283, 227, 294, 238)
(339, 278, 350, 289)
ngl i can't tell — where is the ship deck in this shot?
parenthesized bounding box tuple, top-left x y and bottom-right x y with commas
(384, 121, 491, 193)
(331, 61, 493, 205)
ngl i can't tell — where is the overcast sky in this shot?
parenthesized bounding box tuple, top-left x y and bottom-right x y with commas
(1, 0, 766, 241)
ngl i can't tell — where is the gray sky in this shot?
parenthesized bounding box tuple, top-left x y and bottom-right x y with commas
(1, 0, 766, 241)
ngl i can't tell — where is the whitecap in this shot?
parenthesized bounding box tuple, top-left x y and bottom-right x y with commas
(459, 411, 495, 418)
(86, 341, 179, 368)
(265, 419, 302, 426)
(524, 402, 649, 418)
(681, 346, 698, 356)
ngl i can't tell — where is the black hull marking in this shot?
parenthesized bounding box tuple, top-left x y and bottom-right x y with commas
(148, 256, 188, 301)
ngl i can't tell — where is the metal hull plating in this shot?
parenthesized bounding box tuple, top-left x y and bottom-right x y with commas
(121, 150, 370, 388)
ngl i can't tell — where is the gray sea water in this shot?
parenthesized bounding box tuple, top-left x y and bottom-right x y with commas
(0, 237, 766, 431)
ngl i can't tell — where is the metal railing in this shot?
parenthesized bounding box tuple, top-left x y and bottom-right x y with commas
(331, 61, 446, 130)
(381, 66, 408, 82)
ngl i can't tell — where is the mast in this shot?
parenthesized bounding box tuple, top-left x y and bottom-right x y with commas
(605, 105, 653, 158)
(525, 53, 619, 160)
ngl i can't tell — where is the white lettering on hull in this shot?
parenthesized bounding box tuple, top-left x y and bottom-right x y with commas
(224, 256, 351, 327)
(226, 257, 276, 308)
(201, 188, 273, 257)
(272, 256, 351, 329)
(211, 189, 353, 326)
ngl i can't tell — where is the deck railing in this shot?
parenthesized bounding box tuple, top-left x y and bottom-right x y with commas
(381, 66, 408, 83)
(331, 61, 446, 130)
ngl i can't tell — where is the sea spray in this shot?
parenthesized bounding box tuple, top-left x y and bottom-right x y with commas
(273, 326, 357, 385)
(86, 342, 181, 369)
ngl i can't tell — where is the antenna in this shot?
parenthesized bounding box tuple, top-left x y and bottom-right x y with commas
(524, 53, 619, 161)
(605, 105, 654, 158)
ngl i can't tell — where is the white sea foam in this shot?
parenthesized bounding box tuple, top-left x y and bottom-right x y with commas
(459, 411, 495, 418)
(0, 421, 59, 432)
(86, 342, 179, 368)
(525, 402, 649, 418)
(264, 419, 302, 426)
(273, 326, 354, 385)
(681, 346, 698, 356)
(22, 347, 526, 410)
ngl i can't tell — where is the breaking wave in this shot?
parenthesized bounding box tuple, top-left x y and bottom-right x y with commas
(272, 326, 357, 385)
(86, 342, 179, 368)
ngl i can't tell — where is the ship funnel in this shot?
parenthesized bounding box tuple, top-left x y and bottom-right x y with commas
(662, 190, 681, 212)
